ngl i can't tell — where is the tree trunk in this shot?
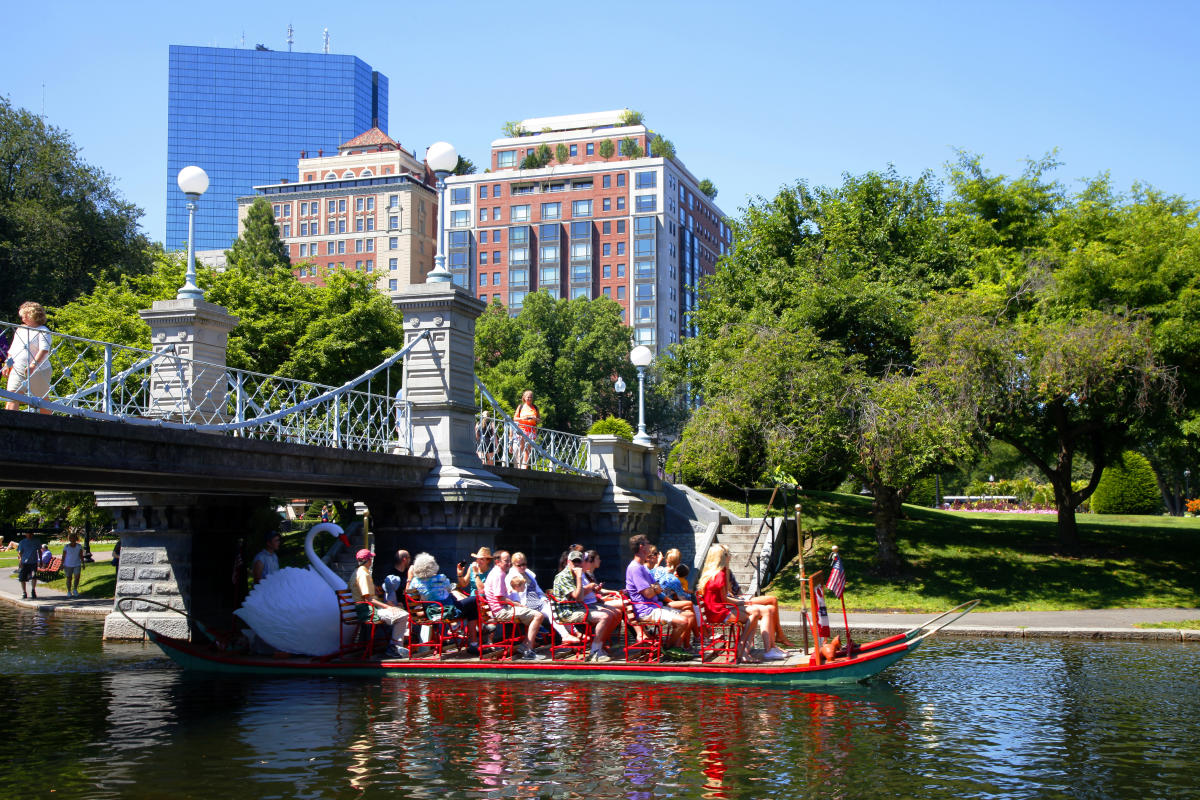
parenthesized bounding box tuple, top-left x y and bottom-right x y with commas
(1052, 479, 1081, 553)
(871, 484, 904, 574)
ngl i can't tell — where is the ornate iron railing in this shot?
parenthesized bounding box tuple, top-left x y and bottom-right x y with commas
(0, 321, 425, 454)
(474, 379, 597, 476)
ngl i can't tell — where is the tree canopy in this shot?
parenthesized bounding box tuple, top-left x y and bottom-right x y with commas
(224, 198, 290, 273)
(0, 96, 151, 314)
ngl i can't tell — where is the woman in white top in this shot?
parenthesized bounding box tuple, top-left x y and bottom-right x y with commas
(3, 301, 53, 414)
(62, 533, 85, 597)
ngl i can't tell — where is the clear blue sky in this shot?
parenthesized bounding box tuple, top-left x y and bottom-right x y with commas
(5, 0, 1199, 245)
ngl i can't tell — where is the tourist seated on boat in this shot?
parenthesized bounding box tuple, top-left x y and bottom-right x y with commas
(507, 551, 580, 644)
(698, 544, 785, 662)
(660, 549, 693, 600)
(455, 547, 492, 620)
(350, 549, 409, 659)
(647, 545, 700, 649)
(625, 535, 695, 652)
(406, 553, 467, 619)
(553, 549, 621, 662)
(556, 543, 585, 572)
(483, 550, 547, 660)
(380, 550, 411, 605)
(725, 569, 793, 649)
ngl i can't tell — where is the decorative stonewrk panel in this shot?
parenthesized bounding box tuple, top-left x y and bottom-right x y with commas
(138, 298, 237, 421)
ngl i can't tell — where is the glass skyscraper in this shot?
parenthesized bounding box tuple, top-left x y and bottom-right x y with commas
(166, 45, 388, 252)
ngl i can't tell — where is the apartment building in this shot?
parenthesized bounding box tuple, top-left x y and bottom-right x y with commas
(238, 127, 438, 293)
(444, 110, 731, 351)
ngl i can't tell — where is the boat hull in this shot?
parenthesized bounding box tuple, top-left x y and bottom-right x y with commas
(149, 632, 920, 687)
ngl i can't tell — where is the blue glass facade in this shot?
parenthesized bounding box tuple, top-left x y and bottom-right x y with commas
(166, 45, 388, 251)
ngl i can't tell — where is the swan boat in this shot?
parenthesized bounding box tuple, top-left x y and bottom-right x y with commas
(129, 523, 978, 686)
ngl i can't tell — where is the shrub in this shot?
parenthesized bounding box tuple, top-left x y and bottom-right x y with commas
(556, 143, 569, 163)
(588, 416, 634, 442)
(1187, 498, 1200, 515)
(598, 139, 615, 159)
(1090, 451, 1163, 515)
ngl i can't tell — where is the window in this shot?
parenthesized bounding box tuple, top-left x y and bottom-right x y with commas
(451, 187, 470, 204)
(356, 198, 364, 211)
(493, 206, 501, 219)
(572, 265, 591, 282)
(541, 202, 561, 220)
(299, 243, 307, 257)
(635, 216, 656, 235)
(616, 197, 626, 211)
(571, 287, 589, 299)
(546, 183, 566, 193)
(355, 239, 364, 253)
(493, 185, 502, 197)
(328, 221, 336, 234)
(338, 219, 346, 233)
(339, 199, 346, 213)
(618, 263, 626, 277)
(571, 241, 591, 260)
(636, 283, 655, 300)
(636, 327, 655, 344)
(367, 198, 374, 211)
(479, 185, 488, 199)
(603, 264, 611, 278)
(572, 199, 592, 217)
(636, 171, 657, 189)
(497, 150, 517, 168)
(571, 221, 590, 239)
(494, 272, 501, 284)
(602, 286, 611, 297)
(450, 210, 469, 227)
(337, 241, 346, 254)
(389, 215, 399, 229)
(479, 273, 489, 286)
(617, 220, 626, 234)
(617, 174, 626, 187)
(602, 221, 611, 234)
(602, 175, 611, 189)
(494, 251, 502, 264)
(509, 269, 528, 285)
(617, 286, 626, 299)
(509, 290, 526, 308)
(510, 247, 529, 265)
(540, 266, 559, 283)
(356, 218, 364, 232)
(635, 238, 655, 256)
(480, 251, 488, 265)
(570, 144, 578, 157)
(356, 260, 363, 270)
(512, 184, 534, 195)
(327, 241, 336, 255)
(300, 202, 308, 215)
(366, 239, 374, 252)
(636, 195, 657, 212)
(617, 242, 626, 255)
(480, 208, 489, 222)
(603, 243, 611, 256)
(587, 143, 595, 156)
(389, 258, 398, 270)
(636, 305, 654, 322)
(282, 224, 290, 237)
(494, 229, 503, 243)
(480, 231, 488, 244)
(366, 260, 373, 272)
(636, 259, 655, 277)
(572, 180, 593, 191)
(389, 237, 399, 249)
(511, 205, 530, 222)
(389, 279, 398, 291)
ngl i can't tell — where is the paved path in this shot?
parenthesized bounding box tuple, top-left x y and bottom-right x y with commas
(1, 559, 114, 617)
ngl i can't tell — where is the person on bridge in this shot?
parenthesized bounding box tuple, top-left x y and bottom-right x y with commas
(252, 532, 281, 585)
(3, 301, 53, 415)
(513, 390, 539, 468)
(350, 549, 409, 659)
(17, 531, 40, 599)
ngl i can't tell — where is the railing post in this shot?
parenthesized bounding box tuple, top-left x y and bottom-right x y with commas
(102, 344, 113, 416)
(333, 393, 342, 448)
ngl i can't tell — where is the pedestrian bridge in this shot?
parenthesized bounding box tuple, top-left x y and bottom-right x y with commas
(1, 283, 664, 640)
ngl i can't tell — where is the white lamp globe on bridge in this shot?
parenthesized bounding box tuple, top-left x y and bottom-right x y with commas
(176, 165, 209, 197)
(426, 142, 459, 284)
(176, 165, 209, 301)
(629, 345, 654, 445)
(426, 141, 458, 175)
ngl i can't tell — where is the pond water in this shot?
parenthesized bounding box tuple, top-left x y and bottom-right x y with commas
(3, 604, 1199, 800)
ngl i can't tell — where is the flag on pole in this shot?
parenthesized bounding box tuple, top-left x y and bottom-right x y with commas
(826, 551, 846, 599)
(814, 586, 831, 637)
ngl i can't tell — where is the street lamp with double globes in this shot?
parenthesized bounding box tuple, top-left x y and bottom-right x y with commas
(425, 141, 458, 284)
(176, 166, 209, 301)
(630, 344, 653, 446)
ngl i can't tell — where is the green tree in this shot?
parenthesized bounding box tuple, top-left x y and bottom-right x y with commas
(474, 293, 632, 433)
(454, 156, 477, 175)
(501, 121, 527, 138)
(1090, 451, 1162, 515)
(619, 138, 644, 159)
(698, 179, 718, 199)
(0, 96, 152, 312)
(650, 137, 676, 159)
(598, 139, 615, 160)
(225, 198, 290, 272)
(556, 144, 570, 163)
(520, 145, 553, 170)
(619, 110, 644, 126)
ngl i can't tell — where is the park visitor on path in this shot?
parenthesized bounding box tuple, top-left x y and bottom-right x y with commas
(17, 531, 40, 599)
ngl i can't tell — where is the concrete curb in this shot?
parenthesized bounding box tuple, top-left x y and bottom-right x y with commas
(0, 589, 111, 617)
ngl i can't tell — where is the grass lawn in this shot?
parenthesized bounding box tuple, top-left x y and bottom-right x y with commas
(697, 489, 1200, 613)
(2, 540, 118, 599)
(1135, 620, 1200, 629)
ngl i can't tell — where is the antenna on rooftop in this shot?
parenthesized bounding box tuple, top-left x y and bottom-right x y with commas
(287, 23, 294, 52)
(240, 30, 245, 49)
(323, 28, 330, 54)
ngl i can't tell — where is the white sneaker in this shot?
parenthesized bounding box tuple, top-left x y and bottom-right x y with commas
(763, 647, 787, 661)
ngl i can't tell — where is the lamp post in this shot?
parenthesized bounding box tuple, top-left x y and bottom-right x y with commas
(1185, 469, 1191, 500)
(176, 166, 209, 301)
(630, 345, 653, 446)
(424, 141, 458, 284)
(613, 375, 626, 419)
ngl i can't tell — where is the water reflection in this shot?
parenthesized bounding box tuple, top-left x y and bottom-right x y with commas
(3, 602, 1200, 800)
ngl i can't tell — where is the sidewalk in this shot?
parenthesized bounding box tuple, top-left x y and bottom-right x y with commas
(1, 570, 113, 617)
(780, 607, 1200, 642)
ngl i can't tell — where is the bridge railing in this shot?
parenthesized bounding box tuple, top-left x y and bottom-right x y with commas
(1, 321, 425, 454)
(474, 379, 598, 477)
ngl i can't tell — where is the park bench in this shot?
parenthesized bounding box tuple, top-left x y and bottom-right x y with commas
(37, 556, 62, 581)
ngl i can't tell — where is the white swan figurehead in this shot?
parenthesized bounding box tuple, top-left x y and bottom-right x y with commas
(234, 522, 351, 656)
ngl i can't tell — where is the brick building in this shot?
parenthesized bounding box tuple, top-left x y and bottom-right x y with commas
(238, 127, 439, 294)
(443, 110, 730, 352)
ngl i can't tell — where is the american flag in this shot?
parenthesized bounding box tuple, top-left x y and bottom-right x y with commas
(826, 551, 846, 599)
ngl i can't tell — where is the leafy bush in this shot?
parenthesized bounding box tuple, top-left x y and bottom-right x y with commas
(598, 139, 615, 159)
(1091, 451, 1163, 515)
(556, 144, 569, 163)
(588, 416, 634, 442)
(1187, 498, 1200, 515)
(906, 476, 937, 506)
(619, 138, 644, 159)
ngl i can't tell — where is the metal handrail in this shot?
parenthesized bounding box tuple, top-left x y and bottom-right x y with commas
(474, 378, 598, 477)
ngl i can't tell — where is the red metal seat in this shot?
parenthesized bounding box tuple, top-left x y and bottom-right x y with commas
(328, 588, 383, 660)
(617, 591, 663, 663)
(404, 592, 468, 660)
(696, 599, 741, 664)
(546, 591, 593, 662)
(475, 593, 523, 659)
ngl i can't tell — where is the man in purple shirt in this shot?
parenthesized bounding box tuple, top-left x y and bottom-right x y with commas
(625, 534, 693, 650)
